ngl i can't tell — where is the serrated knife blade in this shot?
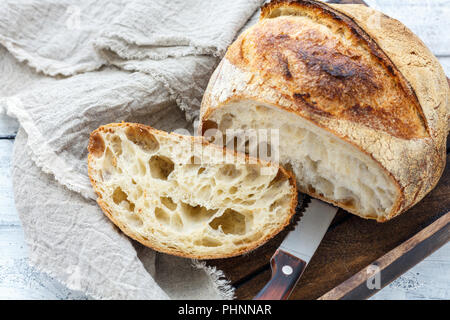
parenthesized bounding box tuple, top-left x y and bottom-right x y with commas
(254, 198, 338, 300)
(280, 199, 338, 263)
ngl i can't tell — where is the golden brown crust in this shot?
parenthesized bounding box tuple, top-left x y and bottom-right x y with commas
(199, 0, 449, 222)
(227, 0, 428, 140)
(88, 122, 298, 259)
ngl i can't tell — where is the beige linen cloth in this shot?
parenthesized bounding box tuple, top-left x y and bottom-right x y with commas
(0, 0, 263, 299)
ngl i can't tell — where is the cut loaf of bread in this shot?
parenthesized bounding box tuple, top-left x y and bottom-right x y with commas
(88, 123, 297, 259)
(199, 0, 449, 222)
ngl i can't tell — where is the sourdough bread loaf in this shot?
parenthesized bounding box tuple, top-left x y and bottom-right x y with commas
(199, 0, 449, 222)
(88, 123, 297, 259)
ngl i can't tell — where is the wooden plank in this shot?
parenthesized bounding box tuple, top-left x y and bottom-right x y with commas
(0, 139, 20, 226)
(364, 0, 450, 56)
(0, 133, 89, 299)
(0, 114, 18, 138)
(234, 267, 272, 300)
(0, 225, 88, 299)
(370, 242, 450, 300)
(319, 213, 450, 300)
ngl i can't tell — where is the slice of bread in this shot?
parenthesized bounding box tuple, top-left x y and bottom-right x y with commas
(88, 123, 297, 259)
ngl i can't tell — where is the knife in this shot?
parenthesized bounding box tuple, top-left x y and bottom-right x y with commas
(254, 197, 338, 300)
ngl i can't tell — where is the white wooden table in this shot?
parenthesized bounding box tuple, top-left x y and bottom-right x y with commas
(1, 0, 449, 300)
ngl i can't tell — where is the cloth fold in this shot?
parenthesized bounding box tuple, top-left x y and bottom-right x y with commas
(0, 0, 263, 299)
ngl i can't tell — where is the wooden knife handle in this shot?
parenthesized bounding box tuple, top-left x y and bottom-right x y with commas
(254, 249, 307, 300)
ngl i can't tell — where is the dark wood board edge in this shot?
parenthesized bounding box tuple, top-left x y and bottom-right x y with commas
(319, 212, 450, 300)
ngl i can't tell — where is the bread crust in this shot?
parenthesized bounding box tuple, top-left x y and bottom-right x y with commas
(199, 0, 449, 222)
(88, 122, 298, 259)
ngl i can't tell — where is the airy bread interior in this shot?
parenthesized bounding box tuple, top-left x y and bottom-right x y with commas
(203, 101, 399, 220)
(88, 124, 296, 259)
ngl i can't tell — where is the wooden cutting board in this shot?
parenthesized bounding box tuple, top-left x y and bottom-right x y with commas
(206, 0, 450, 300)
